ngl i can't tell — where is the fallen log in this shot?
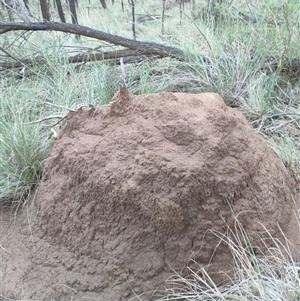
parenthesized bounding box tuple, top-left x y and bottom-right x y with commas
(0, 21, 184, 58)
(0, 49, 160, 70)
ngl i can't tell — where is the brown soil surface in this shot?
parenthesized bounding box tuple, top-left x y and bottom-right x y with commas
(1, 90, 299, 301)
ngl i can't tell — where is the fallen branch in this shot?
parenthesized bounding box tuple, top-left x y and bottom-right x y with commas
(0, 21, 184, 59)
(0, 49, 159, 71)
(68, 48, 159, 63)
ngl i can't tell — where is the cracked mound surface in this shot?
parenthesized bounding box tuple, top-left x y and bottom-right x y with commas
(1, 91, 299, 301)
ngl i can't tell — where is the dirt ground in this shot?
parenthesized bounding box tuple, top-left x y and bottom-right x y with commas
(1, 90, 299, 301)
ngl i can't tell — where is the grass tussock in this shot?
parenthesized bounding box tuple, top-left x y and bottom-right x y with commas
(0, 57, 120, 204)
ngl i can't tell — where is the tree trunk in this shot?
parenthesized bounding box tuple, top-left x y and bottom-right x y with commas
(23, 0, 30, 10)
(100, 0, 107, 8)
(55, 0, 66, 22)
(40, 0, 51, 21)
(129, 0, 136, 40)
(162, 0, 166, 35)
(68, 0, 78, 24)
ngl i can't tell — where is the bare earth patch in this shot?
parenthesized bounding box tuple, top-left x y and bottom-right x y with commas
(1, 91, 299, 300)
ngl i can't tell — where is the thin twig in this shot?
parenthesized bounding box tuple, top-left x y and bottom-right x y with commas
(23, 115, 64, 124)
(0, 46, 29, 68)
(25, 104, 95, 126)
(263, 117, 300, 132)
(0, 293, 14, 301)
(256, 115, 266, 132)
(0, 295, 37, 301)
(251, 112, 300, 125)
(0, 293, 38, 301)
(0, 243, 11, 253)
(43, 101, 76, 112)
